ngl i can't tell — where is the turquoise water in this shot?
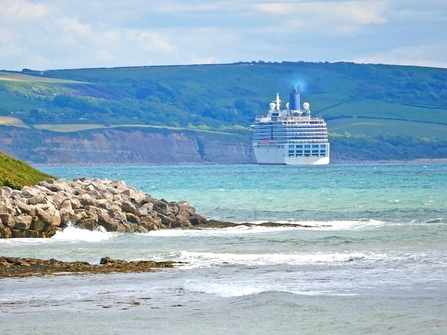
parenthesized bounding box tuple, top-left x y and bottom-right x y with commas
(1, 163, 446, 334)
(35, 163, 447, 222)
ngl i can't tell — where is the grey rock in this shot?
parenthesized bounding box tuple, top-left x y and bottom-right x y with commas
(27, 195, 47, 206)
(1, 177, 207, 238)
(0, 186, 13, 197)
(79, 193, 96, 207)
(0, 196, 14, 214)
(13, 214, 33, 230)
(32, 218, 47, 232)
(0, 213, 14, 228)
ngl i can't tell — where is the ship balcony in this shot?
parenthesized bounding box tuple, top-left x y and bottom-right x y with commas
(285, 136, 328, 141)
(285, 126, 328, 131)
(285, 140, 329, 143)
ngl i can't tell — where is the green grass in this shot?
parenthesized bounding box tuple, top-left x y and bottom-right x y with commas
(321, 99, 447, 124)
(0, 71, 90, 115)
(0, 90, 48, 112)
(0, 151, 54, 189)
(327, 118, 447, 140)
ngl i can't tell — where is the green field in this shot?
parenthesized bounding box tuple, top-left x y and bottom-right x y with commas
(321, 99, 447, 124)
(0, 71, 89, 84)
(32, 123, 238, 136)
(33, 123, 111, 132)
(328, 118, 447, 140)
(0, 116, 29, 128)
(0, 71, 90, 116)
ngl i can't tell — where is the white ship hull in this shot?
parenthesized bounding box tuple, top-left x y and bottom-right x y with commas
(253, 147, 285, 165)
(254, 146, 330, 165)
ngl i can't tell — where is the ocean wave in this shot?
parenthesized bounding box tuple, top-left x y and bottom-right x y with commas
(177, 250, 387, 268)
(51, 225, 119, 242)
(183, 280, 265, 297)
(141, 225, 300, 237)
(0, 225, 116, 246)
(141, 220, 387, 237)
(182, 280, 359, 298)
(244, 219, 387, 230)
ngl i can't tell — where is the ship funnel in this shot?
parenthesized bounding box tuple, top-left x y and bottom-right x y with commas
(289, 89, 300, 111)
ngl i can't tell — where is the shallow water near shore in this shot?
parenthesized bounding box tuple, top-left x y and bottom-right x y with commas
(1, 163, 447, 334)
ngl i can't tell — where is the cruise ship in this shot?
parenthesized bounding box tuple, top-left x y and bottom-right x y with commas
(252, 90, 330, 165)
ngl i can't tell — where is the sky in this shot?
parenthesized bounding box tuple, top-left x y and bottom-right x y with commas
(1, 0, 446, 71)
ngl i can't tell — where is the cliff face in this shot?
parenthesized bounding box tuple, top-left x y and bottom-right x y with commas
(0, 127, 255, 164)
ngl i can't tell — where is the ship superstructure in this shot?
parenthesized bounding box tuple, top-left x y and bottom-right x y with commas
(252, 90, 330, 165)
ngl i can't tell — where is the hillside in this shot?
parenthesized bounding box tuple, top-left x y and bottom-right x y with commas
(0, 61, 447, 162)
(0, 151, 54, 189)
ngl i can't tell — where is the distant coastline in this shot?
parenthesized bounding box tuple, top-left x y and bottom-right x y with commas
(32, 158, 447, 167)
(335, 158, 447, 164)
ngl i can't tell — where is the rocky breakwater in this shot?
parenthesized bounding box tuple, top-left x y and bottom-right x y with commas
(0, 178, 207, 238)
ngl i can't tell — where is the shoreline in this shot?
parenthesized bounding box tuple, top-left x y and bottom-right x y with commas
(331, 158, 447, 164)
(33, 158, 447, 167)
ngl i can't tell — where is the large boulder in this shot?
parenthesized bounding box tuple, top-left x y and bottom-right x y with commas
(16, 200, 35, 216)
(35, 203, 61, 227)
(13, 214, 33, 230)
(0, 213, 14, 228)
(0, 196, 14, 214)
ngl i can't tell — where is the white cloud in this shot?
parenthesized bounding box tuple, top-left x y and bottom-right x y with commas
(256, 1, 388, 36)
(0, 0, 446, 70)
(0, 0, 54, 24)
(255, 3, 292, 15)
(95, 49, 115, 63)
(126, 31, 176, 55)
(255, 1, 388, 24)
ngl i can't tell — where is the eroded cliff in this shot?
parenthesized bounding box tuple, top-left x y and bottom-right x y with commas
(0, 126, 255, 164)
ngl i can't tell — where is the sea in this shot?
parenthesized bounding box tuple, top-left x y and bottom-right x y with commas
(1, 163, 446, 334)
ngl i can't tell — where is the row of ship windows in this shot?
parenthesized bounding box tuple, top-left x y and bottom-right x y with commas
(288, 150, 327, 157)
(255, 144, 285, 148)
(286, 137, 328, 141)
(255, 134, 327, 137)
(289, 133, 327, 136)
(254, 130, 327, 134)
(289, 144, 328, 149)
(257, 123, 326, 126)
(254, 137, 328, 141)
(255, 135, 328, 139)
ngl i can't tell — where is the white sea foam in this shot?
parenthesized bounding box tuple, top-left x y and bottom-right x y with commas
(317, 219, 386, 230)
(142, 225, 298, 237)
(243, 219, 387, 231)
(0, 225, 115, 246)
(183, 280, 359, 298)
(142, 220, 386, 237)
(183, 280, 265, 297)
(178, 250, 387, 268)
(51, 225, 117, 242)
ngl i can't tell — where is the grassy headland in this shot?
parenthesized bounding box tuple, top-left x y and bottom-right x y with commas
(0, 151, 54, 189)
